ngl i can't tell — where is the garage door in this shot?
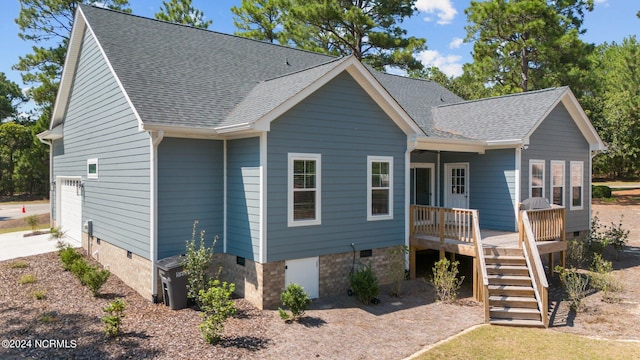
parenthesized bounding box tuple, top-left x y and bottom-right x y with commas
(60, 178, 83, 246)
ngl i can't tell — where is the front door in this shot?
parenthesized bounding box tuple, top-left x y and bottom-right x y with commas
(410, 163, 434, 205)
(444, 163, 469, 209)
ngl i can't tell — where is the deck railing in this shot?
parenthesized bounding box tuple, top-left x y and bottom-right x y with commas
(471, 210, 490, 322)
(525, 207, 566, 242)
(520, 211, 550, 328)
(410, 205, 475, 243)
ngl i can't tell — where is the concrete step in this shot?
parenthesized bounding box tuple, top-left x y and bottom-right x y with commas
(488, 275, 532, 286)
(490, 306, 542, 321)
(489, 295, 539, 309)
(484, 255, 526, 266)
(490, 318, 545, 328)
(488, 285, 535, 297)
(486, 264, 529, 276)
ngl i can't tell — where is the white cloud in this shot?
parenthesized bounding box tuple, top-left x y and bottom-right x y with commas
(415, 0, 458, 25)
(449, 37, 464, 49)
(416, 50, 463, 77)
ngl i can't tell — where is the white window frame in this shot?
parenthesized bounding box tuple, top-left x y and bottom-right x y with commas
(288, 153, 321, 227)
(529, 159, 545, 200)
(87, 158, 99, 179)
(550, 160, 565, 206)
(367, 156, 393, 221)
(570, 161, 584, 211)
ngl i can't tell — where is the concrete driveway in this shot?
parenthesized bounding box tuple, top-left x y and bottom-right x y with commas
(0, 202, 50, 221)
(0, 230, 59, 262)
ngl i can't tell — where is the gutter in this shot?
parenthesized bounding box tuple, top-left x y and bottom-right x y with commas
(150, 130, 164, 303)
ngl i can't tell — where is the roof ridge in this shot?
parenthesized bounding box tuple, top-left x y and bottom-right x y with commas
(80, 4, 338, 59)
(434, 87, 568, 109)
(374, 70, 442, 85)
(260, 57, 348, 83)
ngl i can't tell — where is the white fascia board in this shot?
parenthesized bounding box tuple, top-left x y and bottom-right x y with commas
(37, 124, 64, 141)
(485, 139, 524, 149)
(140, 123, 224, 139)
(251, 56, 423, 137)
(416, 137, 486, 154)
(50, 10, 86, 130)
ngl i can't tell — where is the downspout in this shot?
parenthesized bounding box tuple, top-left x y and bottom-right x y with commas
(515, 147, 522, 230)
(150, 130, 164, 303)
(38, 137, 54, 226)
(405, 137, 417, 263)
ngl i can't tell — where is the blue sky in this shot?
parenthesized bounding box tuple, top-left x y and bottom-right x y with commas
(0, 0, 638, 106)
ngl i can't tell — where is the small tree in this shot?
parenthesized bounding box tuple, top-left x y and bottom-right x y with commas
(198, 280, 236, 343)
(24, 214, 38, 231)
(387, 245, 408, 297)
(431, 258, 464, 303)
(278, 283, 311, 322)
(102, 298, 126, 337)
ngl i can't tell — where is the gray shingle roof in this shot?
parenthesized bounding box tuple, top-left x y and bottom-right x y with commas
(431, 87, 568, 142)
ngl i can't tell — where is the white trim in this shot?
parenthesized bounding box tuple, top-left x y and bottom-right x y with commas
(367, 155, 394, 221)
(259, 133, 268, 263)
(87, 158, 98, 179)
(150, 131, 163, 301)
(528, 159, 545, 200)
(550, 160, 565, 206)
(287, 153, 322, 227)
(416, 137, 486, 154)
(410, 162, 435, 206)
(443, 163, 470, 209)
(570, 160, 584, 211)
(514, 148, 522, 229)
(223, 139, 228, 254)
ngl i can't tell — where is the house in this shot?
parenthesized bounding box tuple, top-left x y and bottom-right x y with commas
(38, 5, 605, 310)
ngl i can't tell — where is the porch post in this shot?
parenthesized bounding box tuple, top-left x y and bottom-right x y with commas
(409, 246, 416, 280)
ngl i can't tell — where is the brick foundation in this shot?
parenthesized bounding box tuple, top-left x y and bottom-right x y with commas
(83, 232, 153, 301)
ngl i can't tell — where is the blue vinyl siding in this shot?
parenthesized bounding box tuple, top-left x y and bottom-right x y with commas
(522, 103, 590, 232)
(266, 72, 407, 262)
(52, 29, 151, 258)
(440, 149, 517, 231)
(157, 138, 224, 259)
(226, 137, 261, 260)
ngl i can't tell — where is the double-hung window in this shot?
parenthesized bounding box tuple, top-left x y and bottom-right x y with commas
(367, 156, 393, 221)
(288, 153, 321, 226)
(529, 160, 545, 199)
(551, 161, 565, 206)
(570, 161, 584, 210)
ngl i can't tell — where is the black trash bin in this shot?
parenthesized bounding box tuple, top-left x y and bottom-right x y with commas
(157, 254, 188, 310)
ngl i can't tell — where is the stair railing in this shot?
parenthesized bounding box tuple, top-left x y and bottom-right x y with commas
(471, 210, 490, 323)
(519, 210, 549, 328)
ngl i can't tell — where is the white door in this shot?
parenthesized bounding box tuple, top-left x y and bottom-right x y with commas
(285, 257, 319, 299)
(59, 178, 83, 246)
(444, 163, 469, 209)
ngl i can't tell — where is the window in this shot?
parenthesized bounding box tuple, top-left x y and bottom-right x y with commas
(570, 161, 584, 210)
(368, 156, 393, 221)
(288, 153, 321, 227)
(551, 161, 565, 206)
(529, 160, 545, 199)
(87, 158, 98, 179)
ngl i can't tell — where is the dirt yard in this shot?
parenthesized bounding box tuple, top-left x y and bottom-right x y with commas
(1, 190, 639, 359)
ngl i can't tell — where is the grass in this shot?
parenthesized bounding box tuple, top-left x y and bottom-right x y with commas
(18, 274, 37, 285)
(417, 325, 640, 360)
(0, 224, 49, 235)
(33, 289, 47, 300)
(8, 260, 30, 269)
(595, 181, 640, 189)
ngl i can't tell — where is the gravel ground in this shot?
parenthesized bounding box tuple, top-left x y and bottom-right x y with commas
(1, 191, 639, 359)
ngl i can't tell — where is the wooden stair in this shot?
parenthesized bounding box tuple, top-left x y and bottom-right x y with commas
(484, 248, 545, 327)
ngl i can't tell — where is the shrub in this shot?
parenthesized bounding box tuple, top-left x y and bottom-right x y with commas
(592, 185, 612, 199)
(18, 274, 37, 285)
(183, 220, 218, 306)
(606, 216, 629, 260)
(33, 289, 47, 300)
(349, 263, 380, 305)
(84, 268, 111, 296)
(431, 258, 464, 303)
(566, 237, 590, 269)
(278, 283, 311, 321)
(556, 266, 589, 312)
(102, 298, 126, 337)
(25, 215, 39, 231)
(198, 280, 236, 343)
(59, 246, 82, 271)
(589, 254, 623, 302)
(70, 259, 90, 283)
(8, 260, 29, 269)
(387, 245, 408, 297)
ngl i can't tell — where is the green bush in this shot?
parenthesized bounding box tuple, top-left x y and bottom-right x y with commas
(556, 266, 589, 312)
(33, 289, 47, 300)
(431, 258, 464, 303)
(102, 298, 126, 337)
(84, 268, 111, 296)
(566, 237, 590, 269)
(183, 220, 218, 306)
(18, 274, 37, 285)
(278, 283, 311, 321)
(387, 245, 408, 297)
(592, 185, 612, 199)
(70, 259, 90, 282)
(24, 215, 39, 231)
(59, 246, 83, 271)
(349, 264, 380, 305)
(589, 254, 623, 302)
(198, 280, 236, 343)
